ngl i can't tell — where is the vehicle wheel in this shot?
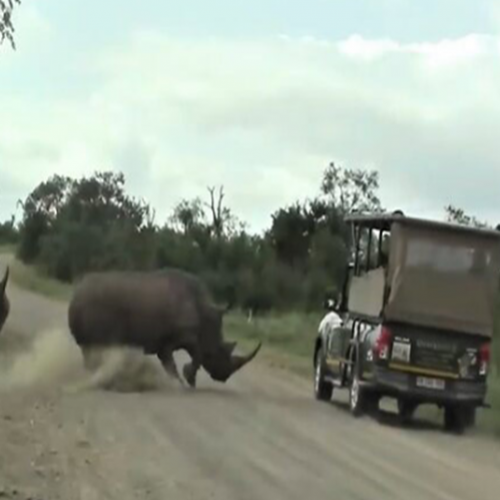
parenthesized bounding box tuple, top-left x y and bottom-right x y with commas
(462, 406, 476, 429)
(398, 400, 417, 426)
(314, 348, 333, 402)
(367, 394, 380, 417)
(349, 374, 367, 417)
(444, 406, 466, 435)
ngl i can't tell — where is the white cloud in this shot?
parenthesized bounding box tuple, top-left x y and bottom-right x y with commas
(338, 35, 401, 59)
(1, 31, 500, 230)
(412, 35, 493, 68)
(339, 33, 494, 68)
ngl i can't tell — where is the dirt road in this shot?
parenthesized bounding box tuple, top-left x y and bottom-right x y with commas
(0, 260, 499, 500)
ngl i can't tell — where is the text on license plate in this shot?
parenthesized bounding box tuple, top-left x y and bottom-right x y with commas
(416, 376, 445, 390)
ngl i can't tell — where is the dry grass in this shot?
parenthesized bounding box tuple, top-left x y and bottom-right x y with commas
(225, 311, 320, 378)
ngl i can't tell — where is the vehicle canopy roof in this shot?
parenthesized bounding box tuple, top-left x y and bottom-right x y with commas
(345, 212, 500, 240)
(345, 212, 500, 338)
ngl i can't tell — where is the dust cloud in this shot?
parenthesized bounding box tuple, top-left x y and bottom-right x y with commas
(69, 346, 175, 393)
(0, 328, 179, 394)
(0, 328, 82, 392)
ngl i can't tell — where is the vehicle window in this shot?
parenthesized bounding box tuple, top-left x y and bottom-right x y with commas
(405, 239, 491, 274)
(355, 228, 389, 274)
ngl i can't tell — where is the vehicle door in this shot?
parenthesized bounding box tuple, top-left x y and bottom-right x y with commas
(326, 322, 350, 378)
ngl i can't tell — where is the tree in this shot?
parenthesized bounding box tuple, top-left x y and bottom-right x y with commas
(0, 0, 21, 49)
(307, 197, 349, 241)
(305, 227, 348, 310)
(61, 171, 154, 231)
(16, 174, 73, 262)
(0, 215, 18, 244)
(170, 186, 243, 239)
(444, 205, 489, 229)
(17, 171, 157, 279)
(321, 161, 382, 215)
(204, 185, 243, 238)
(18, 174, 73, 222)
(170, 197, 206, 234)
(269, 198, 348, 270)
(269, 202, 312, 269)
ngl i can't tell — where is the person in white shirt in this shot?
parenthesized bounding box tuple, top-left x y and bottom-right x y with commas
(318, 298, 343, 334)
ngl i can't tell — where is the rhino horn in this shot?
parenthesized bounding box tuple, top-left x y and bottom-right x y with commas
(228, 341, 262, 375)
(0, 266, 9, 296)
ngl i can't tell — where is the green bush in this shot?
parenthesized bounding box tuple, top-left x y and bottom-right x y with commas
(0, 216, 19, 246)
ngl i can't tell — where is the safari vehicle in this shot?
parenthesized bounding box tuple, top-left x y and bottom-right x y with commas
(313, 211, 500, 433)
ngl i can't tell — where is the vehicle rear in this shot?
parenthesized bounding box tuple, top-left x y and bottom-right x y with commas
(341, 214, 500, 431)
(365, 322, 491, 406)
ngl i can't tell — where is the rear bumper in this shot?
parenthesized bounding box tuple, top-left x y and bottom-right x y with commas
(362, 367, 487, 406)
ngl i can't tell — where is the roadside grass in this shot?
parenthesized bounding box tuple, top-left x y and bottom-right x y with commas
(2, 247, 500, 435)
(225, 311, 320, 378)
(0, 243, 17, 255)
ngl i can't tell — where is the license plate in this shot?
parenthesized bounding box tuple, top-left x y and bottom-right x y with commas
(392, 340, 411, 363)
(416, 376, 445, 390)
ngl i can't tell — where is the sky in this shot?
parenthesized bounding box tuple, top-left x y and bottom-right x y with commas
(1, 0, 499, 232)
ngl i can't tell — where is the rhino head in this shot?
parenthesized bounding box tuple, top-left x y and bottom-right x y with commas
(203, 340, 262, 382)
(0, 267, 10, 334)
(200, 305, 262, 383)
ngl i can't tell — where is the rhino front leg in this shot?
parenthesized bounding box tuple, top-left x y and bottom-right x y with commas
(181, 343, 202, 388)
(81, 346, 103, 372)
(182, 362, 198, 388)
(158, 347, 183, 384)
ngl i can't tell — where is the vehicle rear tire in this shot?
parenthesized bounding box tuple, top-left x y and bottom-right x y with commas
(314, 348, 333, 402)
(444, 405, 466, 435)
(366, 393, 380, 417)
(462, 406, 477, 428)
(398, 399, 417, 426)
(349, 374, 368, 417)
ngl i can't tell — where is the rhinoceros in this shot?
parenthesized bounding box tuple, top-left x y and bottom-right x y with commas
(67, 267, 262, 388)
(0, 266, 9, 334)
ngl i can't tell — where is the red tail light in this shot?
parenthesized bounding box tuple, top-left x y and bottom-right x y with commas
(374, 326, 392, 360)
(479, 342, 490, 375)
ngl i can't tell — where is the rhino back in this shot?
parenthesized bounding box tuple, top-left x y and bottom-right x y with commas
(68, 269, 212, 351)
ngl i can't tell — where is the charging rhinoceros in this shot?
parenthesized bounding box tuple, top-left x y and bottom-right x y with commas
(67, 267, 262, 388)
